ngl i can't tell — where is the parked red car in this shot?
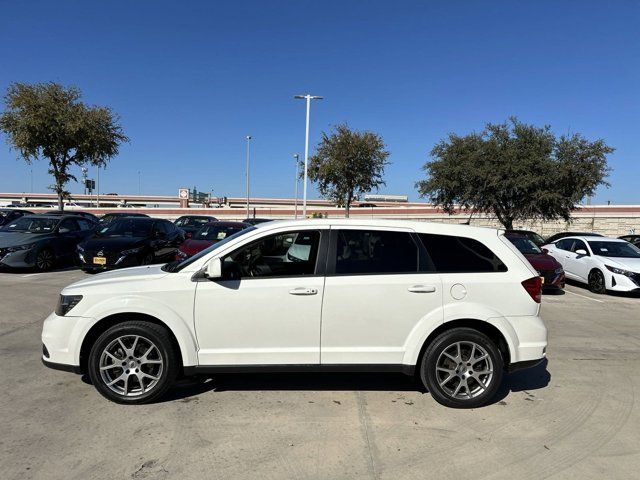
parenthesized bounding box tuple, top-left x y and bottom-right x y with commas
(505, 233, 565, 291)
(175, 221, 251, 260)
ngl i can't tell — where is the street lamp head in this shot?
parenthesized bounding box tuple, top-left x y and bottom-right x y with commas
(294, 95, 306, 99)
(293, 154, 299, 159)
(310, 96, 323, 100)
(246, 135, 252, 140)
(294, 94, 323, 100)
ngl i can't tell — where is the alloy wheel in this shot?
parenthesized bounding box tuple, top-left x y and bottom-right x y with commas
(99, 335, 164, 397)
(36, 249, 54, 271)
(589, 270, 606, 293)
(435, 341, 494, 399)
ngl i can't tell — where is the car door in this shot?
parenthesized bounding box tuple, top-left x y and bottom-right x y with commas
(194, 227, 328, 365)
(55, 218, 82, 260)
(150, 221, 170, 260)
(548, 239, 571, 270)
(320, 227, 443, 365)
(564, 239, 591, 282)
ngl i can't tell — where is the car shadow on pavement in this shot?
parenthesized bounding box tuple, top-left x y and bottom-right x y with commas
(159, 359, 551, 405)
(489, 358, 551, 405)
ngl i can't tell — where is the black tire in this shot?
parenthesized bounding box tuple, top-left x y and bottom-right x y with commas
(87, 321, 179, 404)
(141, 252, 154, 265)
(588, 269, 607, 294)
(35, 248, 55, 271)
(420, 328, 504, 408)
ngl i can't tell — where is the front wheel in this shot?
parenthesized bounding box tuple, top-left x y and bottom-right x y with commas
(87, 321, 179, 404)
(588, 269, 607, 294)
(35, 248, 55, 271)
(420, 328, 503, 408)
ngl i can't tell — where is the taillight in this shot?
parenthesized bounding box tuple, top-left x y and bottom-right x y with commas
(521, 277, 542, 303)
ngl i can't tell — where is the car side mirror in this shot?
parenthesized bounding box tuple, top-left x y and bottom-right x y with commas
(58, 227, 70, 234)
(541, 248, 549, 254)
(575, 249, 588, 256)
(206, 257, 222, 279)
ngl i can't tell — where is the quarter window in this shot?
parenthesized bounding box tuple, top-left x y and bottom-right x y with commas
(223, 230, 320, 279)
(417, 233, 507, 273)
(334, 230, 419, 274)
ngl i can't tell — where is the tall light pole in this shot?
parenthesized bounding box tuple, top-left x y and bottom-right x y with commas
(245, 135, 252, 218)
(293, 154, 299, 219)
(294, 94, 323, 216)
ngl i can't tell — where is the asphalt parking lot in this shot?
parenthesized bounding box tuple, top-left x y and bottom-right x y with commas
(1, 270, 639, 480)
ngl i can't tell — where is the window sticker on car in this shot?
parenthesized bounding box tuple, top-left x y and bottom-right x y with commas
(217, 232, 227, 239)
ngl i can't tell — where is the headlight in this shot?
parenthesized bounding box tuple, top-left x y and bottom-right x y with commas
(555, 267, 564, 274)
(121, 247, 143, 256)
(605, 265, 635, 277)
(55, 295, 83, 316)
(77, 245, 85, 253)
(7, 243, 35, 252)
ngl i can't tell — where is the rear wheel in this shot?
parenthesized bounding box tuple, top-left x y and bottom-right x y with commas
(35, 248, 55, 271)
(420, 328, 503, 408)
(588, 269, 606, 294)
(88, 321, 178, 404)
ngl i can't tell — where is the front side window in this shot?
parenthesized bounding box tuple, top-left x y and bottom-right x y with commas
(59, 219, 80, 232)
(223, 230, 321, 278)
(571, 240, 588, 253)
(334, 229, 419, 274)
(418, 233, 507, 273)
(1, 217, 59, 233)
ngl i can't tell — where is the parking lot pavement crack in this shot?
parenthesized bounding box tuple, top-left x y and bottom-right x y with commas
(356, 391, 380, 480)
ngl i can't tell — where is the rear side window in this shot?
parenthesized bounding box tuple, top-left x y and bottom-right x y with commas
(334, 230, 419, 274)
(417, 233, 507, 273)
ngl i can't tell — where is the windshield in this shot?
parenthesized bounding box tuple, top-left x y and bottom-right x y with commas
(528, 233, 545, 246)
(507, 236, 543, 255)
(176, 217, 212, 227)
(0, 216, 58, 233)
(97, 218, 153, 237)
(193, 224, 246, 241)
(162, 226, 256, 272)
(588, 241, 640, 258)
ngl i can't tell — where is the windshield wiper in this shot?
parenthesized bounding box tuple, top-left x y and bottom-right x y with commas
(162, 260, 181, 273)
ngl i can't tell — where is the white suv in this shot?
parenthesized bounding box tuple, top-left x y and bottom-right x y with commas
(42, 219, 547, 408)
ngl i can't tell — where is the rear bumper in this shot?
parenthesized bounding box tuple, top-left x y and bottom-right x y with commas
(507, 358, 544, 373)
(488, 314, 547, 364)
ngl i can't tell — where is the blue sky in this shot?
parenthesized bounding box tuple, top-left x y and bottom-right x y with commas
(1, 1, 638, 203)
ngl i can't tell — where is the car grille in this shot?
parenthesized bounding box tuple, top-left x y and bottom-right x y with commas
(630, 272, 640, 287)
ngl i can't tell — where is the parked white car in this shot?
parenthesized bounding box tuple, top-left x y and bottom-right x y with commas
(42, 219, 547, 408)
(543, 236, 640, 294)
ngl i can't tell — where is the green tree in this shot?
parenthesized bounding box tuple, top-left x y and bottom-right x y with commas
(306, 124, 389, 217)
(416, 117, 613, 229)
(0, 82, 129, 210)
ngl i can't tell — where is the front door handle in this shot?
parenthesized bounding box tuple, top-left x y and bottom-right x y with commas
(408, 285, 436, 293)
(289, 287, 318, 296)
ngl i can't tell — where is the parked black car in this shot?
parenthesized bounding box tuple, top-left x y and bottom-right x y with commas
(78, 217, 185, 272)
(544, 231, 603, 244)
(242, 218, 273, 225)
(619, 234, 640, 248)
(0, 214, 96, 271)
(174, 215, 218, 238)
(0, 208, 33, 227)
(42, 210, 100, 223)
(506, 229, 546, 247)
(98, 212, 149, 226)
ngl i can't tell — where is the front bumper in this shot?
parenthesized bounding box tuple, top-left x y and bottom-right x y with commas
(41, 311, 90, 370)
(607, 271, 640, 292)
(78, 251, 140, 271)
(0, 247, 38, 268)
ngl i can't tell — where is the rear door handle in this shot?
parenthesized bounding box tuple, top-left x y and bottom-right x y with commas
(289, 287, 318, 296)
(408, 285, 436, 293)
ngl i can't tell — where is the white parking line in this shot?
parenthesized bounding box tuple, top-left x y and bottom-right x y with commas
(564, 289, 605, 303)
(20, 273, 43, 278)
